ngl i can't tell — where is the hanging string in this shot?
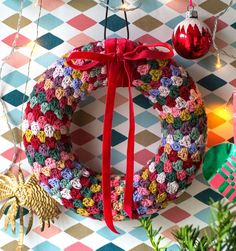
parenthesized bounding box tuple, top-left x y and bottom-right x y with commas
(0, 0, 24, 169)
(98, 0, 143, 11)
(104, 0, 129, 40)
(212, 0, 236, 69)
(0, 0, 42, 170)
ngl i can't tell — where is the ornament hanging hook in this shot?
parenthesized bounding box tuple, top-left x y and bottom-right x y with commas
(104, 0, 130, 40)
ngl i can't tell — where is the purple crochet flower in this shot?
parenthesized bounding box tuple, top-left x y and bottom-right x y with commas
(56, 58, 65, 66)
(139, 179, 150, 188)
(170, 65, 180, 76)
(27, 145, 35, 158)
(160, 77, 173, 87)
(63, 66, 73, 76)
(39, 144, 49, 157)
(149, 89, 160, 97)
(133, 181, 140, 188)
(133, 190, 143, 202)
(65, 86, 74, 96)
(137, 206, 147, 215)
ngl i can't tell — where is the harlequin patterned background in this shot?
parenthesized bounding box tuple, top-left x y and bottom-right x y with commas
(0, 0, 235, 250)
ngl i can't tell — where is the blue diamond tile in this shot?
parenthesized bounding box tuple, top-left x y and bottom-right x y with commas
(65, 210, 85, 221)
(194, 188, 223, 205)
(3, 0, 31, 10)
(36, 14, 64, 31)
(231, 22, 236, 29)
(3, 71, 29, 87)
(36, 33, 64, 50)
(232, 3, 236, 9)
(2, 90, 28, 107)
(140, 0, 163, 12)
(79, 95, 96, 107)
(97, 226, 125, 241)
(98, 129, 127, 147)
(135, 111, 159, 128)
(35, 52, 59, 68)
(133, 94, 152, 109)
(194, 207, 212, 224)
(33, 241, 60, 251)
(98, 148, 126, 165)
(98, 111, 128, 127)
(166, 16, 185, 29)
(96, 243, 124, 251)
(231, 41, 236, 48)
(174, 55, 195, 68)
(1, 222, 26, 238)
(8, 109, 22, 126)
(197, 74, 227, 91)
(167, 244, 180, 251)
(100, 14, 130, 32)
(198, 55, 227, 72)
(129, 226, 149, 241)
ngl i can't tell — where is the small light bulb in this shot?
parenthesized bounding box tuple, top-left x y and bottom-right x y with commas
(120, 3, 129, 10)
(215, 52, 222, 69)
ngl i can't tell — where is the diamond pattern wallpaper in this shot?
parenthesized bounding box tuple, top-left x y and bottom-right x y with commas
(0, 0, 235, 250)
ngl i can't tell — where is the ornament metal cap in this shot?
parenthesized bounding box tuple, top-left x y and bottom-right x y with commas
(186, 9, 198, 18)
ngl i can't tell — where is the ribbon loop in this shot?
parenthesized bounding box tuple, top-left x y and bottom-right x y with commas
(66, 38, 174, 233)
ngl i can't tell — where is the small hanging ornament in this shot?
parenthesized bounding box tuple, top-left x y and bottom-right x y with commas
(172, 7, 212, 59)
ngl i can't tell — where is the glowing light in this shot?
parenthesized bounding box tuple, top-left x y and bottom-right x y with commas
(120, 3, 129, 10)
(215, 106, 232, 121)
(215, 52, 222, 69)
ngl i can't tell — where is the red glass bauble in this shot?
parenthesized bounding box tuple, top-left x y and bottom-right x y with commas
(172, 12, 212, 59)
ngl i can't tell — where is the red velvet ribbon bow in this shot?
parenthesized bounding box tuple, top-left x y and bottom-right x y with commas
(67, 38, 174, 233)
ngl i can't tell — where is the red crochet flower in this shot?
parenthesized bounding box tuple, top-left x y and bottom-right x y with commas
(179, 86, 190, 101)
(65, 159, 73, 169)
(183, 157, 193, 169)
(169, 150, 178, 162)
(45, 137, 56, 149)
(25, 102, 32, 115)
(166, 96, 176, 107)
(45, 111, 57, 125)
(50, 168, 62, 179)
(32, 104, 42, 120)
(70, 188, 82, 200)
(31, 135, 41, 150)
(61, 198, 74, 208)
(80, 176, 91, 187)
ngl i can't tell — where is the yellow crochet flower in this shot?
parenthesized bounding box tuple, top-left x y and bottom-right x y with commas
(53, 130, 61, 141)
(191, 151, 201, 162)
(80, 82, 89, 92)
(178, 147, 188, 161)
(83, 198, 95, 207)
(141, 84, 152, 91)
(37, 131, 46, 143)
(57, 160, 65, 170)
(161, 200, 169, 209)
(44, 79, 53, 90)
(157, 59, 168, 67)
(55, 87, 65, 100)
(156, 192, 167, 203)
(113, 214, 125, 221)
(194, 104, 204, 116)
(67, 96, 75, 106)
(113, 201, 123, 211)
(164, 143, 172, 154)
(180, 109, 191, 121)
(166, 113, 174, 124)
(90, 184, 101, 193)
(141, 169, 149, 180)
(149, 181, 157, 194)
(96, 175, 102, 181)
(24, 129, 33, 142)
(62, 52, 70, 59)
(150, 69, 162, 81)
(41, 166, 51, 177)
(76, 208, 90, 216)
(72, 70, 82, 79)
(38, 75, 45, 82)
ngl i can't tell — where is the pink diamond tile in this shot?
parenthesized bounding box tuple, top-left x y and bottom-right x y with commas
(134, 149, 154, 166)
(204, 17, 228, 32)
(74, 147, 95, 162)
(33, 225, 62, 239)
(71, 128, 95, 145)
(4, 51, 29, 68)
(1, 147, 26, 162)
(161, 225, 180, 241)
(67, 14, 96, 31)
(40, 0, 64, 11)
(99, 93, 128, 107)
(166, 0, 189, 13)
(135, 34, 160, 44)
(2, 32, 30, 47)
(230, 78, 236, 87)
(64, 242, 93, 251)
(161, 206, 191, 223)
(67, 33, 95, 47)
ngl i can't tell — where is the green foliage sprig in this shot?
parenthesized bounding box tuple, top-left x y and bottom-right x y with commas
(139, 200, 236, 251)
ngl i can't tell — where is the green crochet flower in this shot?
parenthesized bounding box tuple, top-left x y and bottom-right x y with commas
(73, 199, 84, 208)
(155, 162, 164, 173)
(34, 152, 46, 165)
(54, 109, 63, 119)
(51, 187, 61, 197)
(30, 96, 38, 108)
(89, 176, 98, 184)
(172, 160, 183, 171)
(97, 201, 103, 210)
(93, 214, 103, 220)
(173, 117, 182, 129)
(81, 43, 93, 51)
(90, 67, 101, 77)
(37, 91, 47, 103)
(169, 85, 179, 99)
(186, 166, 196, 176)
(166, 172, 177, 182)
(178, 180, 187, 189)
(48, 149, 60, 161)
(49, 98, 60, 110)
(64, 105, 73, 116)
(189, 113, 198, 127)
(141, 74, 152, 83)
(190, 127, 200, 141)
(182, 76, 189, 86)
(30, 88, 36, 99)
(160, 152, 168, 162)
(156, 96, 166, 106)
(147, 60, 158, 68)
(60, 179, 72, 189)
(41, 102, 50, 114)
(81, 187, 92, 197)
(26, 153, 34, 166)
(72, 168, 81, 178)
(173, 130, 183, 141)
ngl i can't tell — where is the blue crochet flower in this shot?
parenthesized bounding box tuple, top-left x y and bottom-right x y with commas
(137, 206, 147, 215)
(172, 141, 181, 151)
(189, 143, 197, 154)
(56, 58, 65, 66)
(61, 168, 73, 180)
(63, 66, 73, 76)
(133, 190, 143, 202)
(40, 183, 51, 193)
(149, 89, 160, 97)
(160, 77, 173, 87)
(170, 65, 180, 76)
(48, 178, 60, 189)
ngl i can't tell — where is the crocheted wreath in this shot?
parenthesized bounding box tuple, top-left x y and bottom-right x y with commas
(23, 38, 207, 230)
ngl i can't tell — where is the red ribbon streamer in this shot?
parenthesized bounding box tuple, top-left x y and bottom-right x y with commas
(67, 38, 174, 233)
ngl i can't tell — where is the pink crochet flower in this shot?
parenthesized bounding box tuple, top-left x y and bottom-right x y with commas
(137, 64, 150, 75)
(164, 160, 173, 173)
